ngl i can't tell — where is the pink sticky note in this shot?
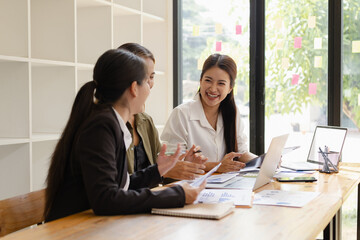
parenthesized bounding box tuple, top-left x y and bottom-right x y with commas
(291, 74, 300, 85)
(294, 37, 302, 48)
(216, 41, 222, 51)
(236, 25, 242, 35)
(309, 83, 317, 95)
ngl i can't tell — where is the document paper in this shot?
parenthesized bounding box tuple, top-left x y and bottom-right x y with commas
(253, 190, 320, 207)
(191, 163, 221, 187)
(195, 189, 253, 207)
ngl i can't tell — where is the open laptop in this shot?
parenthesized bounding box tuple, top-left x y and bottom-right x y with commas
(206, 133, 289, 191)
(281, 126, 347, 171)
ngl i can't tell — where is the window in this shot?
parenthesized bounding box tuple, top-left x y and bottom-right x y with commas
(180, 0, 250, 137)
(264, 0, 328, 155)
(341, 1, 360, 239)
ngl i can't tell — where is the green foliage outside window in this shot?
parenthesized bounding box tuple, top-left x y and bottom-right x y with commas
(182, 0, 360, 130)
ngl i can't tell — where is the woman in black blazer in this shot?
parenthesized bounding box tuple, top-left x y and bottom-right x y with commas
(44, 49, 205, 222)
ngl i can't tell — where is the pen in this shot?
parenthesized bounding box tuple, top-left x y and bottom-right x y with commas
(324, 145, 329, 154)
(194, 150, 202, 154)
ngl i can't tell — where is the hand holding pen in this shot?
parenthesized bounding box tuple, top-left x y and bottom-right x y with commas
(183, 144, 208, 164)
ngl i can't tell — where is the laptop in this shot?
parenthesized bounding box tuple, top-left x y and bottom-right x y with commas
(206, 133, 289, 191)
(281, 126, 348, 171)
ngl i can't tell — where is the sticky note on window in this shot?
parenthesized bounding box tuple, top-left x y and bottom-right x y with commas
(236, 25, 242, 35)
(275, 18, 283, 29)
(291, 74, 300, 85)
(309, 83, 317, 95)
(294, 37, 302, 48)
(276, 91, 283, 103)
(314, 56, 322, 68)
(314, 38, 322, 49)
(282, 58, 289, 69)
(352, 41, 360, 53)
(193, 25, 200, 36)
(358, 94, 360, 106)
(308, 16, 316, 28)
(233, 84, 238, 96)
(276, 39, 284, 50)
(216, 41, 222, 51)
(197, 58, 204, 70)
(215, 23, 223, 34)
(344, 89, 351, 98)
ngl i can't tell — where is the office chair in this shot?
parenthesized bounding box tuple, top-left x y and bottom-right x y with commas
(0, 189, 45, 237)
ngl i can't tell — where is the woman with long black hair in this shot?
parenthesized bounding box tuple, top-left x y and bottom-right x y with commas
(44, 49, 205, 222)
(161, 54, 257, 173)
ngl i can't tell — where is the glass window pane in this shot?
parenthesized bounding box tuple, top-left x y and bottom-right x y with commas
(265, 1, 328, 156)
(181, 0, 250, 137)
(342, 1, 360, 162)
(341, 1, 360, 239)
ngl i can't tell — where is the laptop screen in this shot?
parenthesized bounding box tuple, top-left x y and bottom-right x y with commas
(307, 126, 347, 165)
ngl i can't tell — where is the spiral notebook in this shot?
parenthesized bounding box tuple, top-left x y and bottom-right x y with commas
(151, 202, 234, 220)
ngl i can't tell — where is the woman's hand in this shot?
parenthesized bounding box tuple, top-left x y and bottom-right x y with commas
(182, 145, 208, 164)
(217, 152, 246, 173)
(164, 161, 206, 180)
(180, 181, 206, 204)
(156, 144, 181, 176)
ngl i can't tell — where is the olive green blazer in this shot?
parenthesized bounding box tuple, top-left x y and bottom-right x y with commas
(126, 112, 162, 174)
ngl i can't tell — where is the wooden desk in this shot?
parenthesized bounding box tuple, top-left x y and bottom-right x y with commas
(3, 164, 360, 240)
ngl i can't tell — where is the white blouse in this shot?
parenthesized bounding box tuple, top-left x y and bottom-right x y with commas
(161, 94, 248, 162)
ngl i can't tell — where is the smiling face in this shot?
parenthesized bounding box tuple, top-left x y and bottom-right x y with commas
(199, 66, 233, 110)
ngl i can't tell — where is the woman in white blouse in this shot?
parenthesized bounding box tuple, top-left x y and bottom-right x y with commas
(161, 54, 257, 173)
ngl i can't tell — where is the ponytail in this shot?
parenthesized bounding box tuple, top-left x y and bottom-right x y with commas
(44, 81, 96, 219)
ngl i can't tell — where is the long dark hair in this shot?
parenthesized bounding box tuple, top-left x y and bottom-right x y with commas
(118, 42, 155, 63)
(44, 49, 147, 219)
(200, 53, 238, 153)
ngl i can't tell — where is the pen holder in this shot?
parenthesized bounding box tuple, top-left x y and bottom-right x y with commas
(318, 151, 339, 172)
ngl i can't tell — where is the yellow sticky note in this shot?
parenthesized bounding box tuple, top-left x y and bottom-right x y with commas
(276, 91, 283, 103)
(352, 41, 360, 53)
(314, 56, 322, 68)
(197, 58, 204, 70)
(275, 18, 282, 29)
(282, 58, 289, 69)
(314, 38, 322, 49)
(308, 16, 316, 28)
(192, 25, 200, 36)
(276, 39, 284, 50)
(215, 23, 223, 34)
(233, 84, 238, 96)
(358, 94, 360, 106)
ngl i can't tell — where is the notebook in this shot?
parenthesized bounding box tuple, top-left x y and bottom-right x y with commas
(281, 126, 347, 171)
(151, 202, 234, 220)
(206, 134, 289, 190)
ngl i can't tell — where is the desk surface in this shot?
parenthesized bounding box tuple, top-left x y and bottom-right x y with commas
(3, 164, 360, 240)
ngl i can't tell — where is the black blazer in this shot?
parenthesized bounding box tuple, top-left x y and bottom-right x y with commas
(46, 107, 185, 222)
